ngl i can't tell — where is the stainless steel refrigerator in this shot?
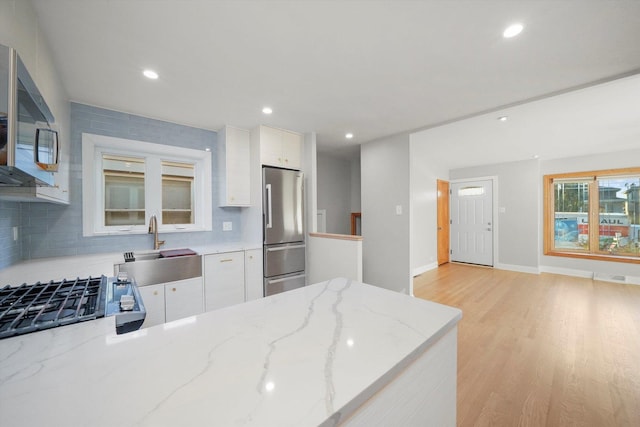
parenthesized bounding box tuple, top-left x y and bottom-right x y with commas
(263, 166, 306, 296)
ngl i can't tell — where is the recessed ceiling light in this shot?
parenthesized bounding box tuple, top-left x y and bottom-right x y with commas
(533, 154, 540, 159)
(262, 107, 273, 115)
(345, 133, 354, 139)
(498, 116, 508, 122)
(143, 69, 159, 80)
(503, 23, 524, 38)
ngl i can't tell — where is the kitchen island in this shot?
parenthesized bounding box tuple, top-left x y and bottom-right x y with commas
(0, 278, 461, 426)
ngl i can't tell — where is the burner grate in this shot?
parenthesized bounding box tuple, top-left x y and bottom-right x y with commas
(0, 276, 106, 339)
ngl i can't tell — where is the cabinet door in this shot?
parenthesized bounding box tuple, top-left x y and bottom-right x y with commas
(220, 126, 251, 206)
(260, 126, 284, 167)
(165, 277, 204, 323)
(281, 130, 302, 170)
(244, 249, 263, 301)
(204, 251, 245, 311)
(138, 284, 165, 328)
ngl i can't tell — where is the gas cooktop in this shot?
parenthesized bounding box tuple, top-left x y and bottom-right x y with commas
(0, 275, 146, 339)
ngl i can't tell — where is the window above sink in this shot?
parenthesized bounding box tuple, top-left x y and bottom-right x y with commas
(81, 133, 212, 236)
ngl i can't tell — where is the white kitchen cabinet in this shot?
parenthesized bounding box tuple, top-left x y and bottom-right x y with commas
(244, 248, 263, 301)
(138, 284, 165, 328)
(204, 251, 245, 311)
(218, 125, 251, 206)
(257, 125, 302, 169)
(137, 277, 204, 328)
(164, 277, 204, 322)
(280, 130, 302, 170)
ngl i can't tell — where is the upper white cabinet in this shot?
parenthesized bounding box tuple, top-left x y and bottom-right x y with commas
(204, 251, 245, 311)
(218, 125, 251, 207)
(257, 125, 302, 170)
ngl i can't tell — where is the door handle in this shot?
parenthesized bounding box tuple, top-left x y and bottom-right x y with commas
(267, 273, 306, 285)
(265, 184, 272, 229)
(266, 244, 306, 252)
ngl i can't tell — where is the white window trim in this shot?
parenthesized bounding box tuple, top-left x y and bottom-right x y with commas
(82, 133, 212, 236)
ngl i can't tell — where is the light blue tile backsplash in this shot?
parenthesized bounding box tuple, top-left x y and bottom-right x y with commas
(0, 103, 243, 270)
(0, 201, 22, 269)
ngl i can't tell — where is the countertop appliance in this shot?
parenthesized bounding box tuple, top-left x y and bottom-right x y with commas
(263, 166, 306, 296)
(0, 43, 59, 187)
(0, 275, 145, 339)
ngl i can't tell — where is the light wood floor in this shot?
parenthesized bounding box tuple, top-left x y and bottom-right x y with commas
(414, 263, 640, 427)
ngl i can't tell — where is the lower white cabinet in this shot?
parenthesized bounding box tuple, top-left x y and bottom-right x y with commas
(165, 277, 205, 322)
(245, 249, 263, 301)
(138, 284, 165, 328)
(137, 277, 204, 328)
(204, 251, 245, 311)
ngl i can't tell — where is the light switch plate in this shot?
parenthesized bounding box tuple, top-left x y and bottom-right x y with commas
(395, 205, 402, 215)
(222, 221, 232, 231)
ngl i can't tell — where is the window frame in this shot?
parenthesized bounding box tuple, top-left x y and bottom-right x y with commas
(543, 167, 640, 264)
(82, 133, 212, 236)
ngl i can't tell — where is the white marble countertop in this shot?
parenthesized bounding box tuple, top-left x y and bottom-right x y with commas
(0, 242, 261, 286)
(0, 278, 461, 427)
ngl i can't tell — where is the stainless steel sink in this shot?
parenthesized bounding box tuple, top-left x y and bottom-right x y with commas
(131, 251, 163, 261)
(115, 250, 202, 286)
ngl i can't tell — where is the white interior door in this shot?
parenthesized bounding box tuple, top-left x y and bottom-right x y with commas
(450, 179, 493, 266)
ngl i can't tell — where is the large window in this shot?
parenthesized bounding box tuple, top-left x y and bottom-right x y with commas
(82, 133, 212, 236)
(544, 167, 640, 263)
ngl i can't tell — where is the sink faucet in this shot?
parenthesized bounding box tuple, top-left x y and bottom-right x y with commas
(148, 214, 165, 250)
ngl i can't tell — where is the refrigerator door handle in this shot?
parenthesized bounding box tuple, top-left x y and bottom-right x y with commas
(265, 184, 273, 229)
(266, 244, 306, 252)
(266, 273, 306, 285)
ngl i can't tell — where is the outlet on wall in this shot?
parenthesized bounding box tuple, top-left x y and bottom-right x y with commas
(222, 221, 233, 231)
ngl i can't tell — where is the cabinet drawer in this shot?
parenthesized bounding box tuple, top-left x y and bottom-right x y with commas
(264, 243, 305, 277)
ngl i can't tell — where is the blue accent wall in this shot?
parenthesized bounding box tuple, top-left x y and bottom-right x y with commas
(0, 103, 243, 269)
(0, 200, 22, 269)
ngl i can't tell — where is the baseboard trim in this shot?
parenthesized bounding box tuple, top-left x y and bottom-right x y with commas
(495, 263, 540, 275)
(413, 263, 438, 277)
(539, 266, 593, 278)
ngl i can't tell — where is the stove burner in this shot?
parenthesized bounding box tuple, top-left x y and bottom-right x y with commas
(0, 276, 106, 339)
(39, 309, 77, 322)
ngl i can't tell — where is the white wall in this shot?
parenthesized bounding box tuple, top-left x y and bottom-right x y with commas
(350, 155, 361, 213)
(308, 234, 362, 283)
(304, 132, 318, 234)
(317, 153, 352, 235)
(450, 159, 540, 273)
(540, 148, 640, 278)
(361, 133, 411, 294)
(409, 133, 450, 275)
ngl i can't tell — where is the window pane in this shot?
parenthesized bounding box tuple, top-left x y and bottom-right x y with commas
(598, 176, 640, 256)
(553, 182, 589, 250)
(458, 186, 484, 197)
(162, 161, 194, 225)
(103, 155, 145, 226)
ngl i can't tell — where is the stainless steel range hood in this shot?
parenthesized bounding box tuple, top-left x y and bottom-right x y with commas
(0, 43, 59, 187)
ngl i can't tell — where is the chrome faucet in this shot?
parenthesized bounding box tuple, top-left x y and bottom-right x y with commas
(148, 214, 165, 250)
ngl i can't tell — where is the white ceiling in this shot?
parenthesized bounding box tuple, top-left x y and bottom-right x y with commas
(31, 0, 640, 160)
(415, 73, 640, 170)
